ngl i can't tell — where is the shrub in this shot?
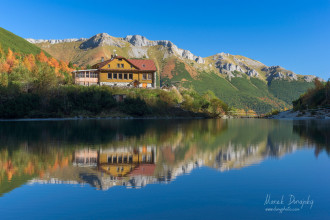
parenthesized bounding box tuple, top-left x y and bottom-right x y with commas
(120, 97, 151, 116)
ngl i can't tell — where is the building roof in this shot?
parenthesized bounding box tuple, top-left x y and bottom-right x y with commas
(128, 59, 157, 71)
(93, 56, 156, 72)
(129, 164, 156, 176)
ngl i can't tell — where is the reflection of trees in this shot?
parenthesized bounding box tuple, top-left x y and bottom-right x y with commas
(292, 120, 330, 157)
(0, 119, 329, 194)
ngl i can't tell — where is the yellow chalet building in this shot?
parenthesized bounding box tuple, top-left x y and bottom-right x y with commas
(72, 55, 157, 88)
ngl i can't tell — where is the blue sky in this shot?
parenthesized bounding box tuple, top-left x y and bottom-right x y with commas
(1, 0, 329, 79)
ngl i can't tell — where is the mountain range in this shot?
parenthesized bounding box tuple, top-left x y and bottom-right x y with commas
(0, 27, 322, 113)
(25, 32, 322, 113)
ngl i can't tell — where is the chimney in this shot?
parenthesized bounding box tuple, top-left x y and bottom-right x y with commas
(101, 57, 104, 62)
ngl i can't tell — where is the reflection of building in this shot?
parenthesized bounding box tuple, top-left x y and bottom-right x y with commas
(73, 149, 98, 167)
(98, 146, 156, 177)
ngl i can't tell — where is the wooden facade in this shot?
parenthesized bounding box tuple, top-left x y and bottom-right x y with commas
(72, 56, 157, 88)
(98, 146, 156, 177)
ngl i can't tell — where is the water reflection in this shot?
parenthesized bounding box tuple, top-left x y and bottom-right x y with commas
(0, 119, 329, 195)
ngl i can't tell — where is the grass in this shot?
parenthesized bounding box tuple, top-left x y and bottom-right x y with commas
(0, 27, 47, 55)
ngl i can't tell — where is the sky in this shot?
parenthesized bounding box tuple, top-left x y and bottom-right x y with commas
(1, 0, 329, 79)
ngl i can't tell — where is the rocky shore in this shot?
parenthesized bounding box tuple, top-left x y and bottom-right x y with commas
(268, 109, 330, 120)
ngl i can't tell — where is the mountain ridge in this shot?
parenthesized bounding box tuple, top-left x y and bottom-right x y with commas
(25, 32, 321, 113)
(25, 33, 322, 82)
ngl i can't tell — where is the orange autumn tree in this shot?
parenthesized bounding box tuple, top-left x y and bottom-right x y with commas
(23, 54, 36, 71)
(2, 48, 19, 73)
(59, 60, 73, 73)
(36, 51, 48, 63)
(0, 48, 73, 89)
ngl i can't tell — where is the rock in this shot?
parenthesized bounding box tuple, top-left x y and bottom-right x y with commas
(195, 56, 205, 64)
(26, 38, 86, 44)
(246, 69, 259, 77)
(287, 72, 298, 80)
(124, 35, 156, 47)
(303, 75, 316, 82)
(274, 72, 285, 79)
(123, 35, 204, 63)
(80, 33, 124, 49)
(129, 47, 149, 58)
(221, 63, 244, 73)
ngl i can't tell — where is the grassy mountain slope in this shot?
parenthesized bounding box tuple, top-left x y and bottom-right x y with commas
(0, 27, 46, 55)
(268, 80, 315, 104)
(166, 60, 288, 113)
(29, 33, 317, 113)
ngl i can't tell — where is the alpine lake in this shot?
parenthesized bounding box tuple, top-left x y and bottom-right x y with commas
(0, 118, 329, 219)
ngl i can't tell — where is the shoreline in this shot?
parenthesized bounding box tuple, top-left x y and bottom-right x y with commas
(267, 109, 330, 120)
(1, 115, 329, 122)
(0, 116, 210, 122)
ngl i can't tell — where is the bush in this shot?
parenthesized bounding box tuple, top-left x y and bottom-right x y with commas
(120, 97, 151, 116)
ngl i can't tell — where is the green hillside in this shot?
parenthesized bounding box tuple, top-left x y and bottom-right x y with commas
(0, 27, 46, 55)
(168, 61, 290, 113)
(268, 79, 315, 104)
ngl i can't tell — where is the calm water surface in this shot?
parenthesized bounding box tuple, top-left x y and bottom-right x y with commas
(0, 119, 329, 219)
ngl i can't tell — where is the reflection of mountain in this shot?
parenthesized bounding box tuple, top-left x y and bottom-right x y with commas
(1, 119, 329, 195)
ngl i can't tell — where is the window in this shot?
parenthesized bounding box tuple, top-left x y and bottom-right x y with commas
(121, 64, 124, 68)
(124, 74, 127, 80)
(119, 73, 122, 79)
(77, 72, 84, 78)
(142, 64, 146, 67)
(108, 64, 110, 68)
(90, 72, 98, 78)
(117, 64, 120, 68)
(148, 73, 152, 80)
(108, 156, 112, 163)
(142, 73, 147, 80)
(123, 156, 127, 163)
(86, 72, 89, 78)
(118, 58, 122, 61)
(113, 156, 117, 163)
(118, 156, 122, 163)
(130, 65, 133, 69)
(113, 73, 117, 79)
(129, 74, 133, 80)
(129, 156, 133, 163)
(107, 73, 112, 79)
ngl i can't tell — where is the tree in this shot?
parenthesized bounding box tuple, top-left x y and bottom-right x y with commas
(5, 48, 19, 73)
(36, 51, 48, 63)
(68, 61, 73, 68)
(314, 78, 323, 90)
(34, 63, 58, 93)
(23, 54, 35, 71)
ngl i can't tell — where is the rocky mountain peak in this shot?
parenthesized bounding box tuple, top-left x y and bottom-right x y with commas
(25, 33, 322, 83)
(122, 34, 205, 63)
(124, 35, 155, 47)
(79, 33, 125, 49)
(25, 38, 86, 44)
